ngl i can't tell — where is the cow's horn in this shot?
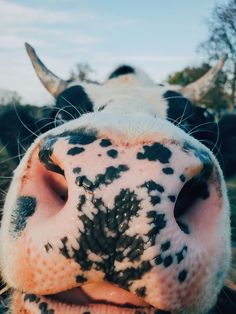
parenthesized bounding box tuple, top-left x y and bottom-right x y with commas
(25, 43, 67, 97)
(180, 55, 227, 102)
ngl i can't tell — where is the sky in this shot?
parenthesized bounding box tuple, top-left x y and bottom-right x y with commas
(0, 0, 228, 105)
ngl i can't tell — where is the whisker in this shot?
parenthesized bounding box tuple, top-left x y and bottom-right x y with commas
(0, 153, 25, 165)
(188, 120, 217, 134)
(221, 286, 236, 310)
(60, 96, 82, 116)
(13, 104, 38, 138)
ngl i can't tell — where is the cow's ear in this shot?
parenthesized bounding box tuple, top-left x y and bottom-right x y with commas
(50, 85, 94, 124)
(217, 114, 236, 179)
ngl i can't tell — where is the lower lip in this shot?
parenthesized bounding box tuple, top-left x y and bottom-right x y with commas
(16, 282, 157, 314)
(21, 293, 156, 314)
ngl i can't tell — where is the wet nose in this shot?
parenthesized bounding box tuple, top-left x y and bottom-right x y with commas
(34, 132, 217, 241)
(4, 129, 226, 310)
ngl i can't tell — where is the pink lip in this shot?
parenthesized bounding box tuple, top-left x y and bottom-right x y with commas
(48, 282, 149, 307)
(16, 283, 157, 314)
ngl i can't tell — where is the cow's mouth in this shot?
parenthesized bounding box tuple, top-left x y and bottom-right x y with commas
(22, 282, 158, 314)
(47, 282, 149, 308)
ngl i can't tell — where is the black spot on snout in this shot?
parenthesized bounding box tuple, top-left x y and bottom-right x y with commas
(68, 131, 97, 145)
(76, 165, 129, 191)
(100, 139, 112, 147)
(10, 196, 37, 237)
(137, 143, 172, 163)
(178, 269, 188, 283)
(38, 136, 64, 175)
(67, 147, 85, 156)
(107, 149, 118, 159)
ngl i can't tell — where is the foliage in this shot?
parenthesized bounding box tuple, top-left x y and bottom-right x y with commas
(0, 90, 21, 106)
(167, 63, 230, 113)
(199, 0, 236, 110)
(0, 141, 16, 210)
(68, 62, 95, 82)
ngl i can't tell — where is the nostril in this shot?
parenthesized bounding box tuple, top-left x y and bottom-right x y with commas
(174, 158, 213, 234)
(37, 140, 68, 205)
(43, 170, 68, 204)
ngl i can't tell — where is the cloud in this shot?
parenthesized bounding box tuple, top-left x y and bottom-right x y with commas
(0, 1, 102, 49)
(0, 0, 96, 26)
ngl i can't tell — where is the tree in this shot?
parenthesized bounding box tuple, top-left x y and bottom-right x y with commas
(199, 0, 236, 111)
(68, 62, 94, 83)
(167, 63, 230, 114)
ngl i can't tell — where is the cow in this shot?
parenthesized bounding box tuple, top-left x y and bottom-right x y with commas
(0, 43, 234, 313)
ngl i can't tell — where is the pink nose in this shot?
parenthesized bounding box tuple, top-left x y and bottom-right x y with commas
(4, 128, 228, 311)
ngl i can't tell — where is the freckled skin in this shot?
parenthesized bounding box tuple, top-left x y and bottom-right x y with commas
(0, 61, 231, 314)
(10, 196, 37, 237)
(1, 127, 230, 314)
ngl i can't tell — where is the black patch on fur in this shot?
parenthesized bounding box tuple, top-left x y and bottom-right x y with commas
(137, 143, 171, 163)
(24, 294, 40, 303)
(150, 195, 161, 206)
(109, 65, 135, 79)
(141, 181, 164, 193)
(55, 85, 93, 121)
(10, 196, 37, 236)
(165, 90, 193, 130)
(59, 237, 70, 259)
(75, 274, 87, 283)
(155, 255, 163, 265)
(162, 167, 174, 175)
(76, 176, 94, 191)
(39, 129, 96, 174)
(44, 242, 53, 253)
(100, 139, 112, 147)
(68, 132, 97, 145)
(107, 149, 118, 159)
(147, 211, 167, 245)
(39, 301, 54, 314)
(178, 270, 188, 283)
(154, 310, 171, 314)
(161, 241, 171, 251)
(24, 294, 54, 314)
(73, 167, 81, 174)
(38, 137, 64, 175)
(168, 195, 176, 203)
(67, 147, 85, 155)
(176, 246, 188, 264)
(179, 174, 186, 182)
(135, 286, 147, 298)
(58, 189, 154, 289)
(76, 165, 129, 191)
(163, 255, 173, 267)
(77, 195, 86, 211)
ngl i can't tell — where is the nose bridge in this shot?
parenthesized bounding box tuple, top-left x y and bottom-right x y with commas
(16, 129, 208, 245)
(11, 127, 213, 243)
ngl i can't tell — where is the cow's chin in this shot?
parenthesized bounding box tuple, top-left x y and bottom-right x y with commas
(12, 282, 158, 314)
